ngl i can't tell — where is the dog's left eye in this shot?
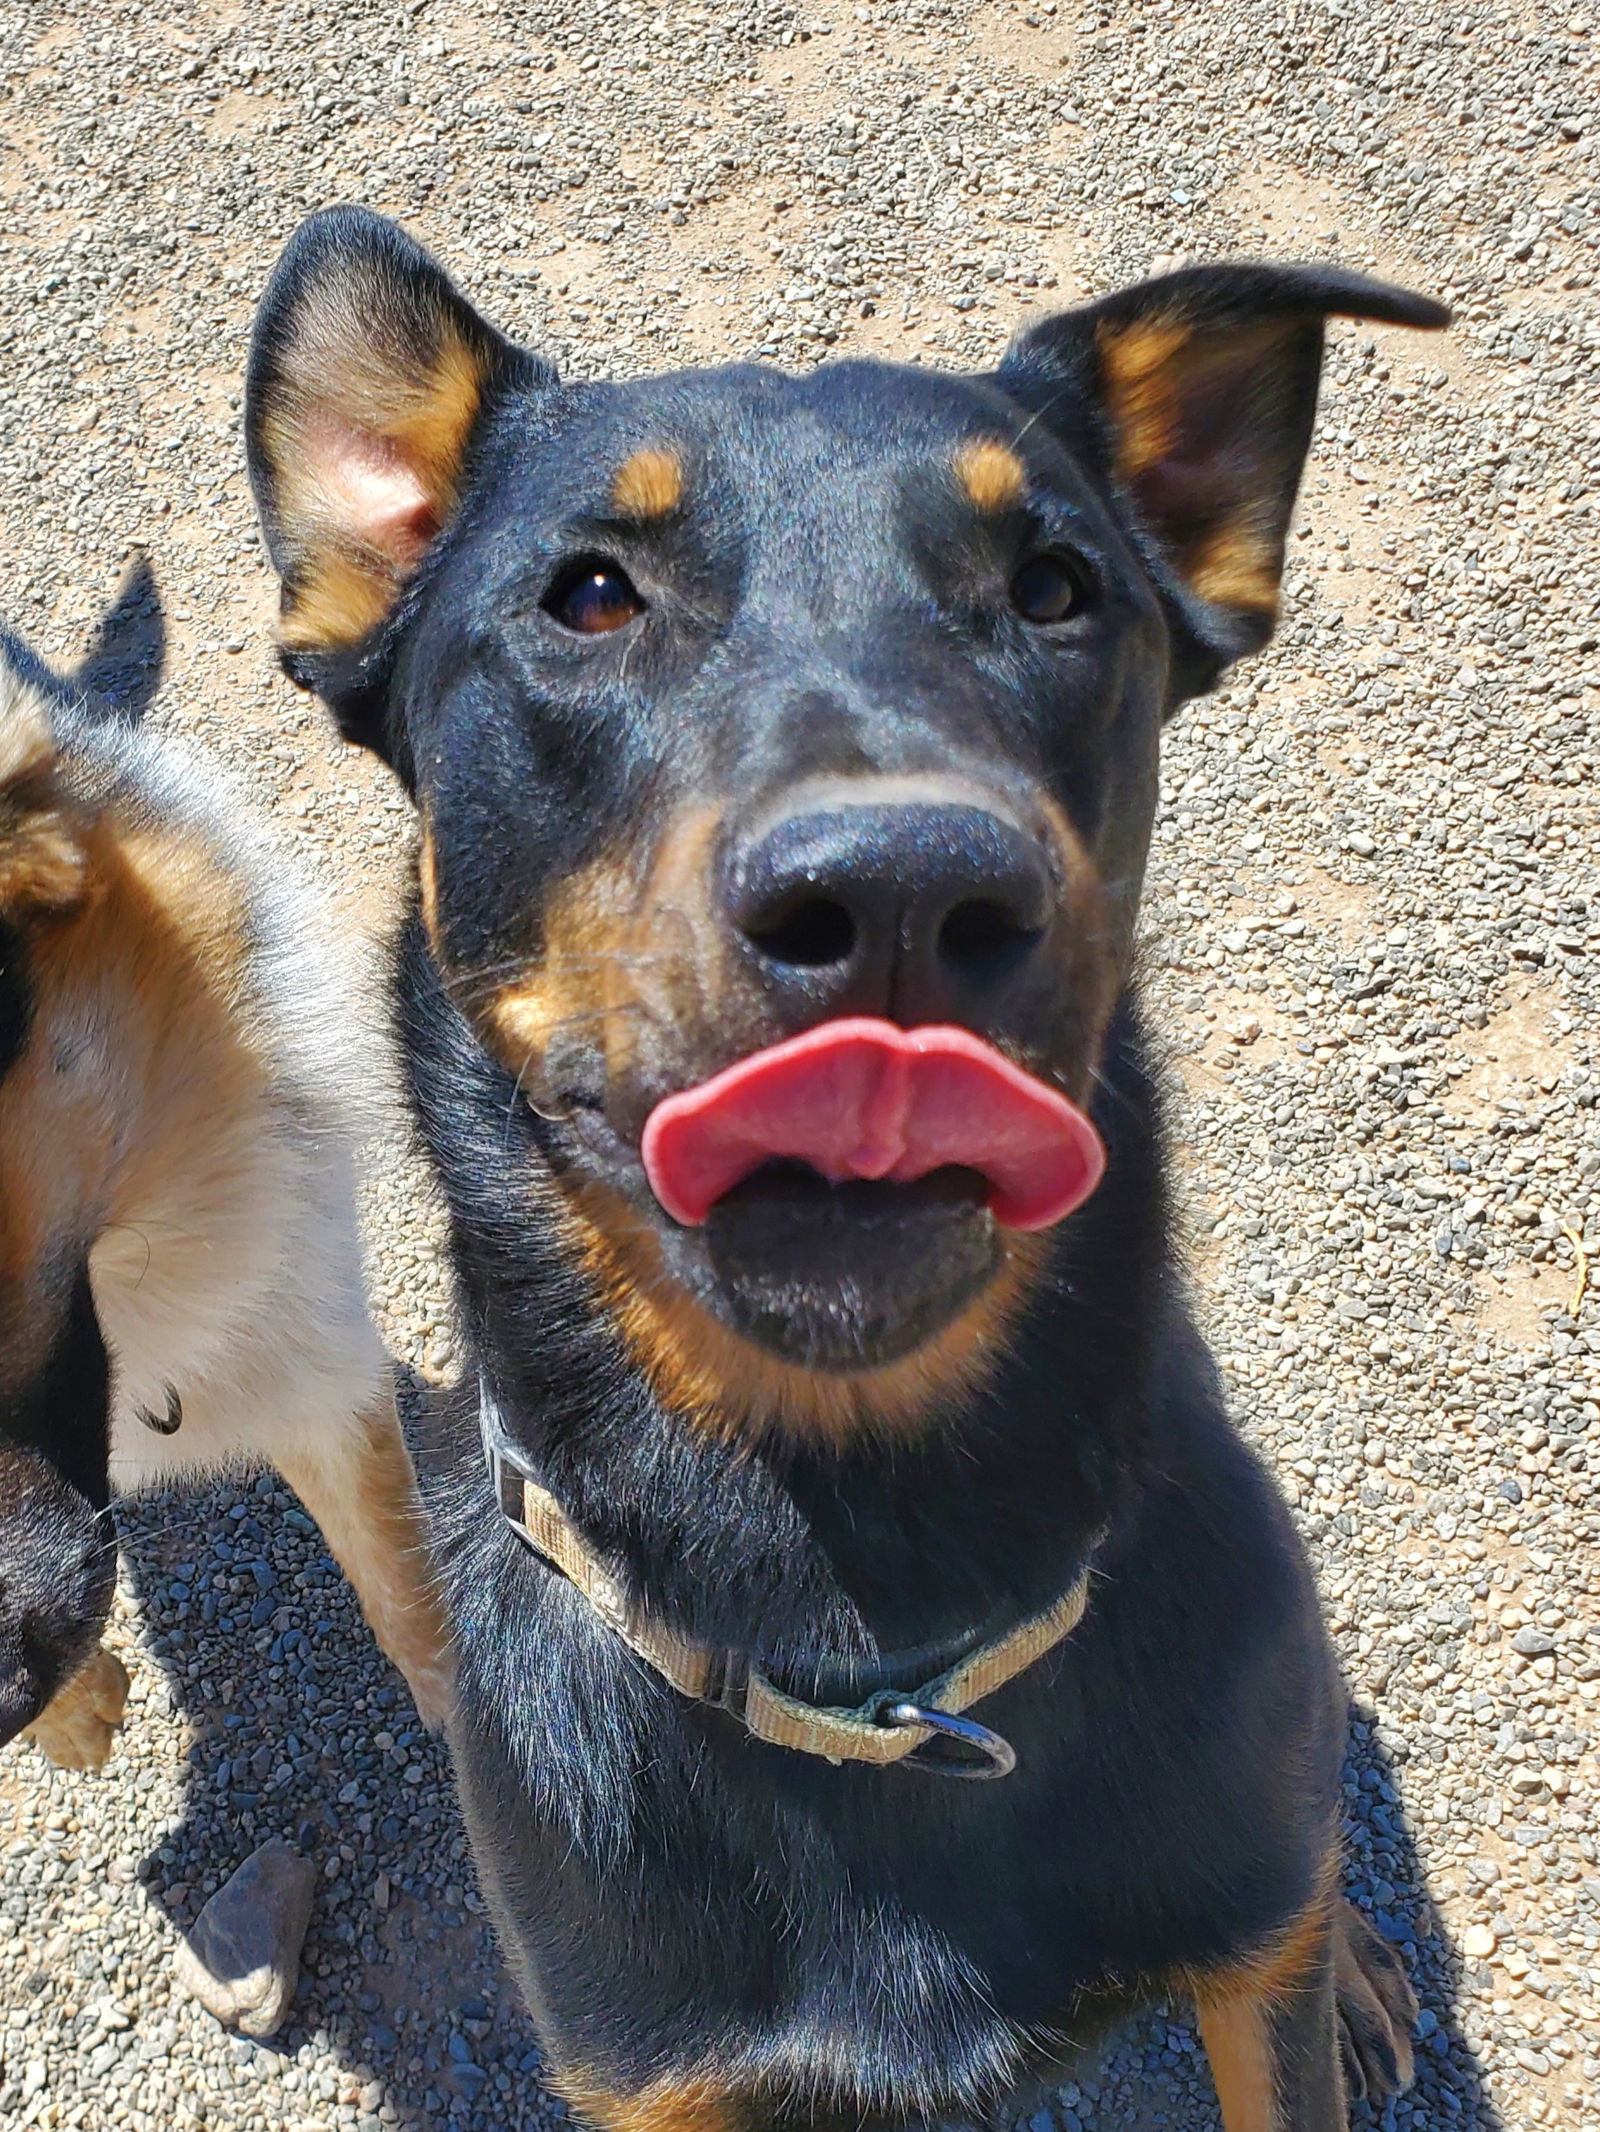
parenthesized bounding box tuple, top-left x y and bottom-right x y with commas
(544, 558, 646, 635)
(1010, 552, 1092, 626)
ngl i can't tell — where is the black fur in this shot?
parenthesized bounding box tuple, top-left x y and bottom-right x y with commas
(247, 213, 1445, 2125)
(0, 913, 30, 1088)
(0, 1266, 115, 1747)
(413, 975, 1341, 2118)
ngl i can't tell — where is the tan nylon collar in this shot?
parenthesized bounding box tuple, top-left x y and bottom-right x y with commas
(480, 1384, 1093, 1773)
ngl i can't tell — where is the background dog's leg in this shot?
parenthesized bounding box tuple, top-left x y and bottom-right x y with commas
(1194, 1891, 1355, 2132)
(271, 1390, 455, 1731)
(23, 1644, 130, 1770)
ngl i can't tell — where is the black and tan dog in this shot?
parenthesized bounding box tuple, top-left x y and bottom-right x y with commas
(0, 575, 451, 1769)
(247, 209, 1445, 2130)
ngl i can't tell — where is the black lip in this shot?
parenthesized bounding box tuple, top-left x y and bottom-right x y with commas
(707, 1161, 988, 1219)
(692, 1162, 1001, 1371)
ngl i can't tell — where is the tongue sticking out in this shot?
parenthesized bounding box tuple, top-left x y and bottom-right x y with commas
(641, 1018, 1106, 1232)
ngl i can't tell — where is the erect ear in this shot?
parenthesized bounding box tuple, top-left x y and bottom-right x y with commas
(0, 645, 92, 918)
(998, 263, 1449, 697)
(246, 208, 534, 727)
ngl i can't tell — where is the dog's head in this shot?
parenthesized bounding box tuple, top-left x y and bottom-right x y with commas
(248, 211, 1444, 1440)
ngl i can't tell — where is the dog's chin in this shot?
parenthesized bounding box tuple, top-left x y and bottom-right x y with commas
(682, 1162, 1002, 1371)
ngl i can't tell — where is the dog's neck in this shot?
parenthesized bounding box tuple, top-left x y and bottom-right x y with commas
(407, 926, 1166, 1667)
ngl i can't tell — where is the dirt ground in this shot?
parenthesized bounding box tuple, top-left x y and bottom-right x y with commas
(3, 1, 1599, 2128)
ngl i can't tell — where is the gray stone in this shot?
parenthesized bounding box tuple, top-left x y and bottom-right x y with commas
(172, 1841, 316, 2039)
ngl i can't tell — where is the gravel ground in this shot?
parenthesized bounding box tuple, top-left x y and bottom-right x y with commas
(2, 1, 1598, 2127)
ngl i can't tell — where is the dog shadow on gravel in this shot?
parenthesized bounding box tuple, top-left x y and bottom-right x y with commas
(116, 1382, 1501, 2132)
(116, 1364, 560, 2131)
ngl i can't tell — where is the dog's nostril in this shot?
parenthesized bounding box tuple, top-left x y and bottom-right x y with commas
(938, 898, 1043, 980)
(749, 896, 858, 970)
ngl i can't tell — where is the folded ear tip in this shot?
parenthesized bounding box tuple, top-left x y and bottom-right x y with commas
(1081, 260, 1452, 336)
(1285, 265, 1452, 332)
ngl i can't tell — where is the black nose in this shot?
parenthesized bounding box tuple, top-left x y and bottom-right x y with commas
(730, 802, 1055, 1025)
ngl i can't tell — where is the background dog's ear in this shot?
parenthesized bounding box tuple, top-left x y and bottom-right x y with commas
(997, 263, 1448, 700)
(0, 644, 93, 918)
(72, 553, 165, 724)
(246, 208, 536, 748)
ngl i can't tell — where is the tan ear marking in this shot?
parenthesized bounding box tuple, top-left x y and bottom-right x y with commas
(953, 437, 1026, 513)
(269, 301, 496, 650)
(611, 448, 685, 521)
(0, 674, 92, 915)
(1095, 317, 1190, 482)
(277, 549, 400, 653)
(1185, 519, 1281, 614)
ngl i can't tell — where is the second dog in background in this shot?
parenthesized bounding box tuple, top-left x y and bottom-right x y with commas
(0, 567, 451, 1769)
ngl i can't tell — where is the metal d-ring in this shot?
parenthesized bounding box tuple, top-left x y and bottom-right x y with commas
(878, 1698, 1018, 1780)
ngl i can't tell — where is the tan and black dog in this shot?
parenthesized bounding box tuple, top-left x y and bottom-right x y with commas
(247, 210, 1445, 2130)
(0, 576, 451, 1770)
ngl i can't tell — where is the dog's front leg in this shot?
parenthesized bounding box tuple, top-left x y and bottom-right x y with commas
(1196, 1928, 1343, 2131)
(269, 1383, 455, 1732)
(1194, 1885, 1412, 2131)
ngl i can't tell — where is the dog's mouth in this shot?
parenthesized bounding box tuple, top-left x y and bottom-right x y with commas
(642, 1018, 1105, 1230)
(633, 1020, 1106, 1370)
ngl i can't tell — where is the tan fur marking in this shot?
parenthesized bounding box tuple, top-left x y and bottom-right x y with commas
(1187, 1864, 1339, 2132)
(277, 546, 398, 652)
(1037, 792, 1122, 1042)
(611, 448, 685, 521)
(954, 437, 1026, 513)
(418, 827, 441, 951)
(556, 2072, 741, 2132)
(479, 848, 646, 1102)
(1185, 518, 1281, 614)
(1097, 318, 1298, 617)
(567, 1174, 1049, 1448)
(22, 1644, 130, 1772)
(1194, 1998, 1279, 2132)
(0, 678, 92, 914)
(477, 808, 724, 1103)
(1095, 317, 1190, 482)
(0, 807, 263, 1404)
(465, 795, 1111, 1446)
(271, 1388, 455, 1731)
(1187, 1857, 1337, 2013)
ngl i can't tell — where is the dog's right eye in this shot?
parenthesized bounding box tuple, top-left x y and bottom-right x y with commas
(1009, 552, 1093, 626)
(543, 558, 646, 635)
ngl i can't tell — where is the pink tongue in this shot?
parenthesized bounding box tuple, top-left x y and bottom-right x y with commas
(641, 1018, 1106, 1232)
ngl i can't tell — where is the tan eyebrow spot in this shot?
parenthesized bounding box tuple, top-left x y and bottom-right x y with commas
(953, 438, 1026, 513)
(611, 447, 685, 520)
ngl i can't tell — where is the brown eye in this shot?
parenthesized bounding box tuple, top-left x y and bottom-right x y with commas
(544, 558, 645, 634)
(1010, 552, 1092, 626)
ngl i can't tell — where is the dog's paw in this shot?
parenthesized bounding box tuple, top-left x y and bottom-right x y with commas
(23, 1645, 131, 1771)
(1334, 1898, 1417, 2103)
